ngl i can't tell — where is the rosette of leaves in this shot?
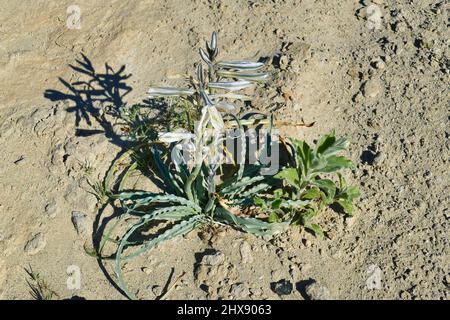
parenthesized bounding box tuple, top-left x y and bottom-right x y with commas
(107, 149, 288, 299)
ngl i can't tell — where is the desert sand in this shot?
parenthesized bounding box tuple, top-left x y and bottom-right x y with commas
(0, 0, 448, 299)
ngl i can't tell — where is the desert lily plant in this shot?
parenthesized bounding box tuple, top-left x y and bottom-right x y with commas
(92, 32, 359, 299)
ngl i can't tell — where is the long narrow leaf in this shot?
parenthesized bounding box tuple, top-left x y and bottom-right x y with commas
(152, 148, 183, 196)
(217, 60, 265, 70)
(215, 207, 288, 236)
(148, 87, 194, 98)
(208, 80, 253, 91)
(210, 93, 252, 101)
(220, 175, 265, 196)
(114, 215, 205, 299)
(217, 70, 269, 82)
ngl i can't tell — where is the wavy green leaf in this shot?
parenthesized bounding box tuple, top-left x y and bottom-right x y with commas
(274, 168, 300, 188)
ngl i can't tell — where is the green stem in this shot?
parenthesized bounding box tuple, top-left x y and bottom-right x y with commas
(208, 63, 215, 83)
(205, 195, 215, 214)
(185, 164, 202, 202)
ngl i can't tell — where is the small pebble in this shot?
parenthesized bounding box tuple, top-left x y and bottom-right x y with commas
(240, 241, 253, 264)
(304, 281, 331, 300)
(71, 211, 89, 235)
(250, 287, 263, 297)
(44, 202, 57, 218)
(271, 279, 293, 295)
(141, 267, 152, 275)
(362, 78, 383, 98)
(399, 290, 412, 299)
(302, 238, 312, 247)
(279, 55, 289, 70)
(230, 283, 250, 298)
(371, 58, 386, 69)
(24, 233, 46, 255)
(201, 252, 225, 266)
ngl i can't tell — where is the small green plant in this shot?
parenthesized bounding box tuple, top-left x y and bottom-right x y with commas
(255, 131, 359, 237)
(91, 32, 359, 299)
(25, 266, 59, 300)
(81, 159, 94, 176)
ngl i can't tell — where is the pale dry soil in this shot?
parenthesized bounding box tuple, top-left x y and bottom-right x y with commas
(0, 0, 448, 300)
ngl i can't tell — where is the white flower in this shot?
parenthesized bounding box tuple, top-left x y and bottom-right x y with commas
(158, 131, 194, 144)
(206, 105, 225, 131)
(164, 103, 227, 169)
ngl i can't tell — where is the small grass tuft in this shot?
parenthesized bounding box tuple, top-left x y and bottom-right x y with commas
(25, 266, 59, 300)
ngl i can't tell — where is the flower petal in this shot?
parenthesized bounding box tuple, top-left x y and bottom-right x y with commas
(207, 106, 225, 131)
(158, 132, 194, 144)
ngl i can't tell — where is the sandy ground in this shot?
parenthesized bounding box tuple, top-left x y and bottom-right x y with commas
(0, 0, 448, 300)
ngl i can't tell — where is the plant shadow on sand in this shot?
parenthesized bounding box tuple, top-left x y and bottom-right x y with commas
(44, 53, 132, 148)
